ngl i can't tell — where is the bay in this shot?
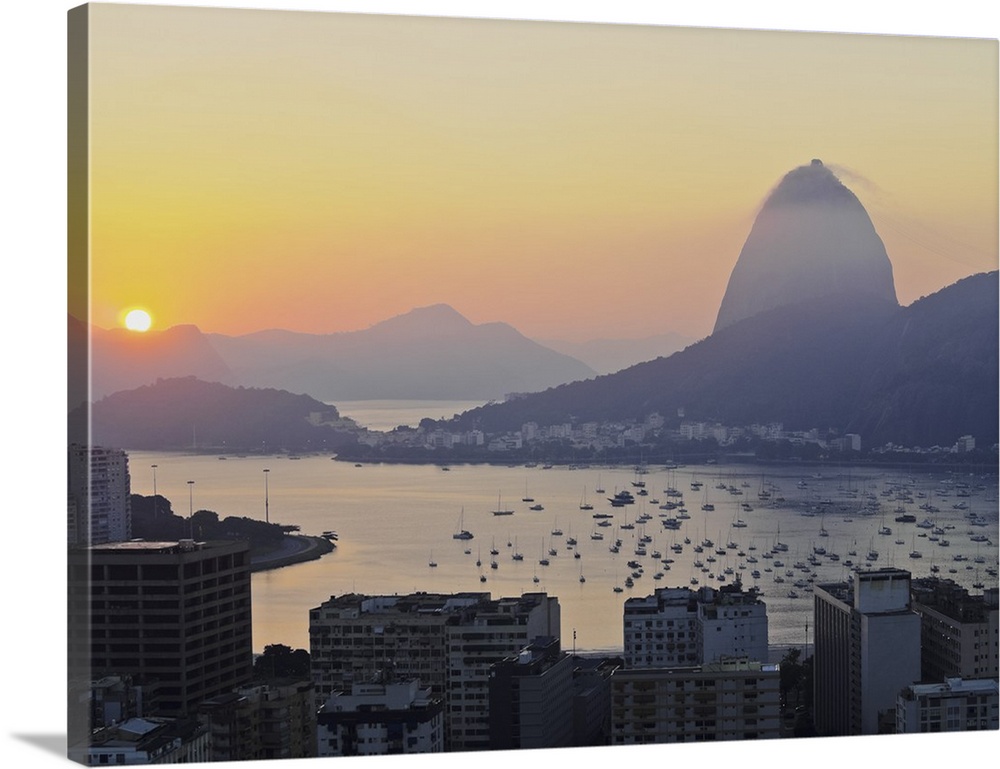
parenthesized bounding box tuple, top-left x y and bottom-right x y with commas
(128, 446, 999, 656)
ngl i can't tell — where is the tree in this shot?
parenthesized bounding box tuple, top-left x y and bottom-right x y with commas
(253, 644, 311, 680)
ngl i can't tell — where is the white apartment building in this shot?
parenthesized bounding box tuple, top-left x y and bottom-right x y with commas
(623, 583, 768, 668)
(68, 444, 131, 545)
(896, 678, 999, 733)
(814, 569, 922, 736)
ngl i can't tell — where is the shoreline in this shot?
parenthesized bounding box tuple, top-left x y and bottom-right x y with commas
(250, 534, 335, 573)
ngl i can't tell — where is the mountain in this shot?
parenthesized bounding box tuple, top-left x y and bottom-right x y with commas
(76, 316, 238, 404)
(538, 331, 695, 375)
(714, 159, 897, 333)
(68, 376, 361, 452)
(205, 304, 597, 401)
(439, 272, 998, 448)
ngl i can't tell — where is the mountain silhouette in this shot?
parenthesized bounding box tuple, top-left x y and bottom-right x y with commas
(79, 316, 237, 405)
(714, 159, 897, 333)
(69, 376, 360, 452)
(205, 304, 597, 401)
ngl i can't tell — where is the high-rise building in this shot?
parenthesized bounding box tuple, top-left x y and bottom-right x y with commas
(68, 444, 131, 545)
(309, 591, 560, 751)
(623, 583, 768, 668)
(488, 636, 574, 751)
(609, 658, 782, 744)
(911, 578, 999, 682)
(813, 568, 921, 736)
(72, 539, 254, 719)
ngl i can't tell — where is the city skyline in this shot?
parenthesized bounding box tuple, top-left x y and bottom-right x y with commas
(82, 4, 997, 342)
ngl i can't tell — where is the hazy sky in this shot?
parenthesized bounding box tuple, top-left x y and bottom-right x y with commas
(84, 3, 998, 341)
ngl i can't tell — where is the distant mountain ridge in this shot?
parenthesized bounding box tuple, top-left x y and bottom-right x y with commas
(77, 304, 598, 404)
(439, 272, 999, 448)
(205, 304, 598, 401)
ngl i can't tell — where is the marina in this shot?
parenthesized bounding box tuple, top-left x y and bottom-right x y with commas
(128, 450, 998, 654)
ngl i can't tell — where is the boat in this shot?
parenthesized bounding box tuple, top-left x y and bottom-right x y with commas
(595, 474, 606, 495)
(522, 479, 534, 503)
(491, 492, 514, 516)
(452, 508, 474, 540)
(428, 551, 437, 568)
(529, 504, 544, 511)
(579, 488, 594, 511)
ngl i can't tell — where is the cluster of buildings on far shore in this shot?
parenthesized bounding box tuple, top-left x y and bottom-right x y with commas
(345, 404, 986, 458)
(67, 444, 998, 764)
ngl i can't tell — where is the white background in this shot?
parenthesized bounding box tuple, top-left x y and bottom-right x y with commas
(2, 2, 997, 768)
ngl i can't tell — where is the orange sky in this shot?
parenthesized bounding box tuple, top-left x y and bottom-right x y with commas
(83, 3, 998, 341)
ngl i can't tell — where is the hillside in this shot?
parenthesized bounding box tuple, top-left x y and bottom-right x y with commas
(439, 272, 998, 448)
(69, 377, 361, 452)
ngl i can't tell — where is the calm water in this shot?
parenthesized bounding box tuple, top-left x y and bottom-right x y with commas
(334, 400, 489, 431)
(129, 446, 999, 656)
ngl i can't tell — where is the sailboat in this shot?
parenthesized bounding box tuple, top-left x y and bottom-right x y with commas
(428, 551, 437, 567)
(595, 474, 606, 495)
(579, 487, 594, 511)
(452, 508, 474, 540)
(522, 478, 534, 503)
(491, 492, 514, 516)
(511, 537, 524, 561)
(538, 538, 550, 566)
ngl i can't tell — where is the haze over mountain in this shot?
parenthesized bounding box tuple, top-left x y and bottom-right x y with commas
(74, 315, 238, 406)
(537, 331, 695, 375)
(204, 304, 597, 401)
(76, 305, 598, 405)
(714, 159, 898, 333)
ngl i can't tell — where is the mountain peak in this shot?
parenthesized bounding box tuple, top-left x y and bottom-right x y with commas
(713, 160, 898, 333)
(368, 304, 474, 336)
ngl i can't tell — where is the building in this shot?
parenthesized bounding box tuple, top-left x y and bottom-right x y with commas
(68, 444, 131, 545)
(813, 569, 921, 736)
(309, 591, 560, 751)
(316, 679, 444, 756)
(609, 658, 781, 744)
(199, 679, 316, 762)
(89, 674, 160, 729)
(570, 655, 620, 746)
(72, 716, 210, 765)
(896, 678, 999, 733)
(488, 636, 574, 750)
(72, 539, 254, 719)
(623, 583, 768, 668)
(911, 578, 999, 682)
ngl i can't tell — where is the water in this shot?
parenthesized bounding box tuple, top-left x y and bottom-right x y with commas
(128, 446, 999, 656)
(334, 399, 489, 431)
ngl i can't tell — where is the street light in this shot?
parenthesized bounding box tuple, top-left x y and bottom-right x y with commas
(263, 468, 270, 524)
(187, 480, 195, 538)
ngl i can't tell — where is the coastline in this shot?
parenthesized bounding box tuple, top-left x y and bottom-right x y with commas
(249, 534, 335, 573)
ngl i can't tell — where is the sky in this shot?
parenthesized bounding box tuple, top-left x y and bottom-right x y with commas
(80, 2, 998, 342)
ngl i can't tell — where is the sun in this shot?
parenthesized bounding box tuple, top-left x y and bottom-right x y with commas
(123, 308, 153, 332)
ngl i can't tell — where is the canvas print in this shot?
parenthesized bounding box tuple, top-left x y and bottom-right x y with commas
(67, 3, 999, 765)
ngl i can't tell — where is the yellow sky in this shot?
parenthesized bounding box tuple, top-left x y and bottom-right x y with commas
(83, 3, 998, 341)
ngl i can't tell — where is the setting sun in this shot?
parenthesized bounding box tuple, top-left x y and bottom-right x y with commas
(123, 308, 153, 332)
